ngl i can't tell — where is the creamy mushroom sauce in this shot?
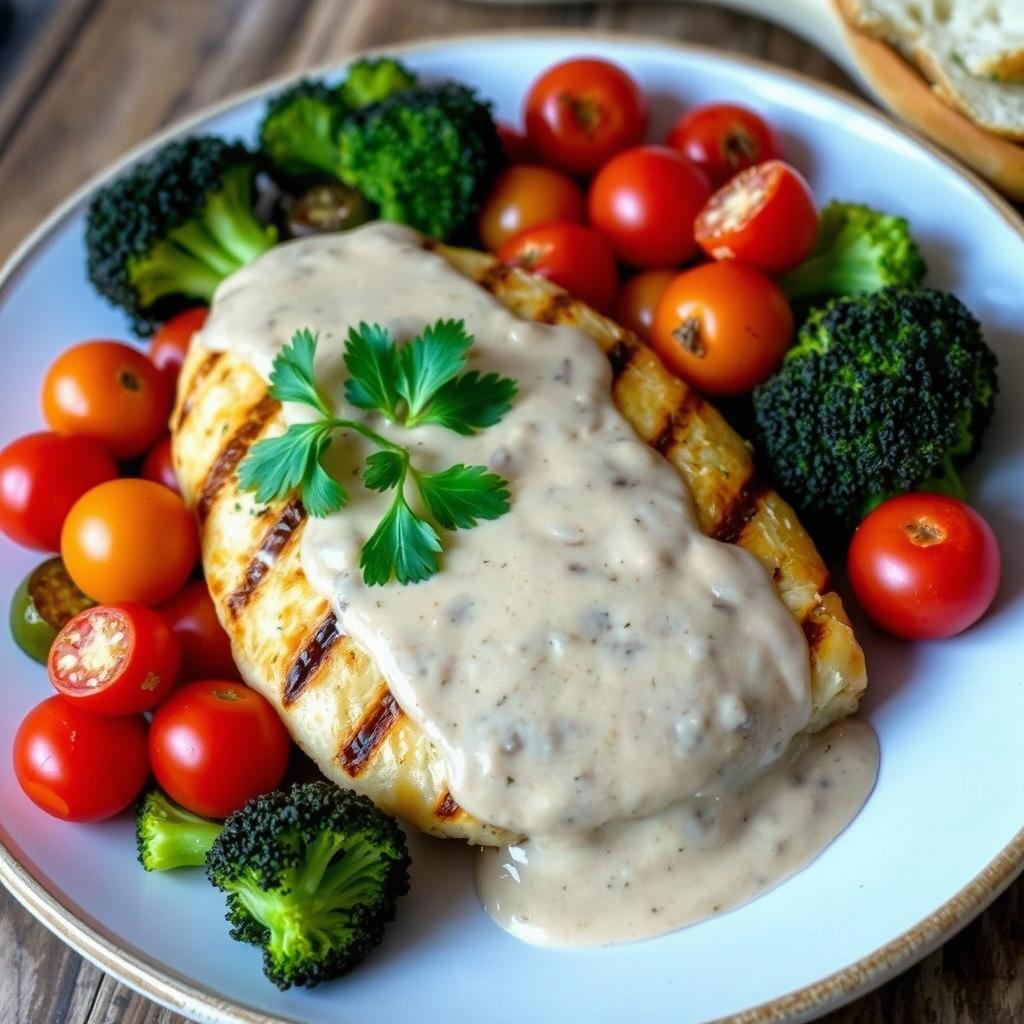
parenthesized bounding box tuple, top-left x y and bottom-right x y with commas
(199, 222, 877, 946)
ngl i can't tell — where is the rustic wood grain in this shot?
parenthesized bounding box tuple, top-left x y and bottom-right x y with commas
(0, 2, 1020, 1023)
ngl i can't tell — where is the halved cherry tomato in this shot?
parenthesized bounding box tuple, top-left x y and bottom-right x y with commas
(159, 580, 238, 682)
(48, 603, 180, 714)
(142, 435, 179, 493)
(42, 340, 171, 459)
(0, 432, 117, 551)
(497, 121, 533, 163)
(149, 308, 208, 388)
(695, 159, 818, 273)
(588, 146, 712, 267)
(149, 680, 290, 818)
(848, 494, 1001, 641)
(61, 478, 197, 605)
(499, 222, 619, 313)
(478, 164, 585, 253)
(613, 270, 677, 342)
(666, 103, 781, 187)
(652, 262, 793, 395)
(524, 57, 647, 175)
(13, 696, 149, 821)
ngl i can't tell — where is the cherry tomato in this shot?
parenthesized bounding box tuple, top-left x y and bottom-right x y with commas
(666, 103, 781, 187)
(848, 494, 1001, 641)
(524, 57, 647, 175)
(478, 164, 585, 253)
(13, 696, 149, 821)
(149, 680, 290, 818)
(613, 270, 677, 342)
(10, 558, 94, 665)
(588, 146, 712, 268)
(695, 159, 818, 273)
(42, 340, 171, 459)
(0, 432, 117, 551)
(149, 308, 208, 388)
(142, 435, 179, 493)
(499, 222, 619, 313)
(496, 121, 533, 163)
(652, 262, 793, 395)
(159, 580, 238, 682)
(48, 603, 180, 714)
(61, 479, 198, 605)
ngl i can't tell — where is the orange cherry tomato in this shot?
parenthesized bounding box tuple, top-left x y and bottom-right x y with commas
(666, 103, 781, 187)
(149, 307, 208, 389)
(478, 164, 585, 253)
(142, 435, 179, 493)
(695, 159, 819, 273)
(42, 340, 171, 459)
(652, 262, 793, 395)
(159, 580, 238, 682)
(61, 478, 198, 605)
(613, 270, 677, 342)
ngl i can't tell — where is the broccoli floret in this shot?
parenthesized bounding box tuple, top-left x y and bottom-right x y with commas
(258, 79, 348, 180)
(779, 201, 927, 301)
(86, 136, 276, 334)
(338, 82, 503, 240)
(753, 287, 998, 532)
(206, 781, 410, 990)
(338, 57, 418, 110)
(136, 790, 222, 872)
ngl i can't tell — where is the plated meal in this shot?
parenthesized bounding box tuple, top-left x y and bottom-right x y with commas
(0, 34, 1020, 1024)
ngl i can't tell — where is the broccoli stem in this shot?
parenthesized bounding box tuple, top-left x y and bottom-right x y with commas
(778, 235, 881, 300)
(201, 166, 278, 265)
(137, 792, 223, 871)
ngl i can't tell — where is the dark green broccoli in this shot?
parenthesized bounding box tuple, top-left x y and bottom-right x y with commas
(778, 201, 927, 301)
(753, 287, 997, 532)
(338, 57, 418, 110)
(338, 82, 503, 240)
(136, 790, 222, 872)
(86, 136, 276, 334)
(206, 781, 410, 990)
(258, 79, 348, 180)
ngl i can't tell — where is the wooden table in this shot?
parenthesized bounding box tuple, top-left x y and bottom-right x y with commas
(1, 1, 1021, 1021)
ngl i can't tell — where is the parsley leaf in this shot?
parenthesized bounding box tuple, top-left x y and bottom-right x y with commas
(362, 450, 407, 492)
(409, 370, 518, 434)
(360, 491, 442, 586)
(414, 464, 511, 530)
(343, 322, 401, 418)
(397, 318, 473, 418)
(267, 328, 331, 417)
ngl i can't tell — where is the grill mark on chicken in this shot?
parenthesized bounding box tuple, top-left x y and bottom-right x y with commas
(535, 291, 576, 325)
(282, 612, 340, 707)
(196, 395, 278, 525)
(711, 475, 767, 545)
(174, 350, 223, 431)
(477, 262, 514, 295)
(606, 338, 637, 381)
(227, 498, 306, 616)
(434, 789, 462, 820)
(338, 689, 404, 777)
(801, 612, 828, 654)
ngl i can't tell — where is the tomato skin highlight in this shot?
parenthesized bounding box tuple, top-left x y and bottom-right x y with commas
(588, 145, 712, 267)
(0, 432, 118, 552)
(42, 340, 171, 459)
(158, 580, 238, 682)
(499, 221, 619, 313)
(13, 696, 149, 821)
(613, 269, 677, 342)
(48, 603, 180, 714)
(695, 159, 818, 273)
(61, 478, 198, 606)
(666, 103, 781, 187)
(141, 435, 179, 493)
(524, 57, 647, 175)
(652, 262, 793, 395)
(848, 494, 1001, 641)
(149, 680, 290, 818)
(478, 164, 585, 253)
(149, 308, 208, 389)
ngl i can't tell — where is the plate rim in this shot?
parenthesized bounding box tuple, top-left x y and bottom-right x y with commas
(1, 27, 1022, 1024)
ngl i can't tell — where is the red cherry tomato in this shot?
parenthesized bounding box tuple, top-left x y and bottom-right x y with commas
(848, 494, 1001, 641)
(524, 57, 647, 175)
(478, 164, 585, 253)
(142, 435, 179, 493)
(652, 262, 793, 395)
(496, 121, 533, 163)
(149, 308, 208, 388)
(149, 680, 290, 818)
(613, 270, 677, 342)
(695, 159, 818, 273)
(666, 103, 781, 187)
(48, 603, 180, 714)
(0, 432, 118, 551)
(588, 146, 712, 268)
(159, 580, 238, 682)
(499, 221, 619, 313)
(13, 696, 149, 821)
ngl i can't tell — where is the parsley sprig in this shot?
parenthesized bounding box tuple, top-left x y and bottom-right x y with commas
(237, 321, 516, 586)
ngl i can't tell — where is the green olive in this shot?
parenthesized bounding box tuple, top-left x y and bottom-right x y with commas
(9, 558, 94, 665)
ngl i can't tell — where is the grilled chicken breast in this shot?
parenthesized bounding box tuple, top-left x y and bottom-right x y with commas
(170, 237, 867, 847)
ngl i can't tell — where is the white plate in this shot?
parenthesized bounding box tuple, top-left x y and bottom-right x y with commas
(1, 31, 1023, 1024)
